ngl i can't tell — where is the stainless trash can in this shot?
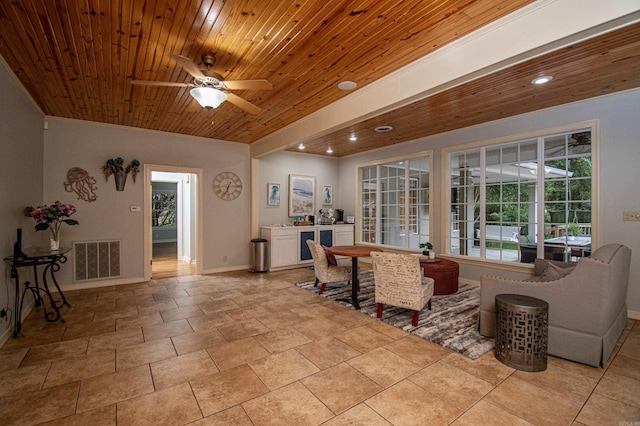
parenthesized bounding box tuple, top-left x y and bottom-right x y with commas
(250, 238, 268, 272)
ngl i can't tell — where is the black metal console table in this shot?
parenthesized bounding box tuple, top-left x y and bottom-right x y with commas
(3, 247, 72, 337)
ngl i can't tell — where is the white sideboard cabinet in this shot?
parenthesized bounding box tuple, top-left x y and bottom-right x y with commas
(260, 224, 354, 271)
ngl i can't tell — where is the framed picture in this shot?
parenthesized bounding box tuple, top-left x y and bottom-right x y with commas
(267, 182, 280, 206)
(289, 174, 315, 216)
(322, 184, 332, 205)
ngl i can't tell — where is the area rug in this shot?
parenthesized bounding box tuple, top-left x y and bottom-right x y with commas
(296, 271, 494, 360)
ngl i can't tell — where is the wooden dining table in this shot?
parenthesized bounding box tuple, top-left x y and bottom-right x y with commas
(328, 245, 382, 309)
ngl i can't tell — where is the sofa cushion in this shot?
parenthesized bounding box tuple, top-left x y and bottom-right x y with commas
(322, 245, 338, 266)
(540, 262, 575, 281)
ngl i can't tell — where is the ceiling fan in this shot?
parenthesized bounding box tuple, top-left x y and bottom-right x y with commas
(131, 54, 272, 114)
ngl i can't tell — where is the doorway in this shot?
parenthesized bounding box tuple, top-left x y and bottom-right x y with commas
(144, 165, 203, 280)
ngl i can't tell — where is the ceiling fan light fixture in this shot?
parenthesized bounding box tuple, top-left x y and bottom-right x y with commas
(531, 75, 553, 85)
(298, 143, 305, 150)
(190, 87, 227, 109)
(326, 146, 333, 154)
(349, 133, 357, 141)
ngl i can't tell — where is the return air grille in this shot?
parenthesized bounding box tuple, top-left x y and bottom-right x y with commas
(73, 240, 122, 282)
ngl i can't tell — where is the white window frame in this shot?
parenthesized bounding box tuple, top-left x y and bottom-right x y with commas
(442, 120, 599, 266)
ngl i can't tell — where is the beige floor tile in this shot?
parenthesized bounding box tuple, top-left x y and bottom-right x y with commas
(242, 381, 334, 425)
(336, 325, 395, 353)
(296, 337, 361, 370)
(39, 405, 116, 426)
(0, 347, 28, 372)
(0, 363, 49, 397)
(225, 304, 271, 321)
(190, 406, 253, 425)
(330, 310, 376, 329)
(191, 364, 269, 416)
(258, 311, 308, 330)
(594, 371, 640, 408)
(409, 361, 494, 411)
(293, 318, 349, 341)
(486, 376, 582, 425)
(115, 312, 164, 330)
(87, 328, 144, 353)
(21, 337, 89, 367)
(93, 305, 139, 322)
(513, 361, 599, 404)
(576, 392, 640, 425)
(116, 382, 203, 425)
(322, 403, 392, 426)
(348, 347, 421, 387)
(137, 299, 180, 316)
(76, 365, 154, 413)
(207, 337, 271, 370)
(171, 327, 228, 355)
(114, 294, 155, 308)
(442, 351, 515, 385)
(150, 349, 219, 390)
(198, 298, 242, 314)
(451, 400, 534, 425)
(301, 362, 382, 414)
(217, 318, 271, 341)
(142, 318, 193, 341)
(61, 319, 116, 340)
(254, 327, 311, 353)
(44, 350, 115, 388)
(2, 326, 66, 350)
(618, 333, 640, 361)
(116, 337, 176, 369)
(366, 380, 462, 425)
(384, 335, 451, 367)
(366, 320, 410, 340)
(249, 348, 319, 390)
(174, 294, 214, 307)
(0, 382, 79, 425)
(159, 305, 204, 322)
(187, 311, 235, 331)
(608, 353, 640, 382)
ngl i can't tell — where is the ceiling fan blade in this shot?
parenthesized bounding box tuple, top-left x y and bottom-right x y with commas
(131, 80, 193, 88)
(222, 79, 273, 91)
(171, 55, 206, 79)
(225, 92, 262, 115)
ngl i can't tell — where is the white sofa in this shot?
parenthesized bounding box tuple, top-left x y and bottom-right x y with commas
(478, 243, 631, 367)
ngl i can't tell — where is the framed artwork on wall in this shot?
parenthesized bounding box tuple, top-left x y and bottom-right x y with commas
(267, 182, 280, 206)
(289, 174, 315, 216)
(322, 184, 332, 205)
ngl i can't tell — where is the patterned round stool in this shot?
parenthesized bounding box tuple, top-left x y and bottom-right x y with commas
(495, 294, 548, 372)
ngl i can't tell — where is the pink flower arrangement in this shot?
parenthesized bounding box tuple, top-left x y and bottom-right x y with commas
(24, 201, 79, 240)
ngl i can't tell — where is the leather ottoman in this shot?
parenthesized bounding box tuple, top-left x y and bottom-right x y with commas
(419, 257, 459, 295)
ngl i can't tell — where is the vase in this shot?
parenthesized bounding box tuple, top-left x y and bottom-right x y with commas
(114, 172, 127, 191)
(429, 251, 436, 259)
(50, 229, 60, 251)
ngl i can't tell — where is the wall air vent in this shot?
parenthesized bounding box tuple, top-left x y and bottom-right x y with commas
(73, 240, 122, 282)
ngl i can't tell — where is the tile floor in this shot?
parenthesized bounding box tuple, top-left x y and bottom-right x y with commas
(0, 266, 639, 425)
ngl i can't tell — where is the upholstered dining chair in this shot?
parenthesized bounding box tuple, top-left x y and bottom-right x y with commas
(370, 252, 434, 326)
(306, 240, 357, 294)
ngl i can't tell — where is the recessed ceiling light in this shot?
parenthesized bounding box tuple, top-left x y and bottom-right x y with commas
(338, 81, 357, 90)
(298, 143, 305, 150)
(326, 147, 333, 154)
(374, 125, 393, 133)
(531, 75, 553, 85)
(349, 133, 357, 141)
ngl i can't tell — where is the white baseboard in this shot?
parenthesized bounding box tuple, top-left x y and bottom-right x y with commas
(59, 276, 147, 291)
(201, 264, 251, 275)
(628, 310, 640, 321)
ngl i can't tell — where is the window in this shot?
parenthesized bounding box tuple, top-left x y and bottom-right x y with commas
(358, 153, 431, 249)
(447, 126, 594, 262)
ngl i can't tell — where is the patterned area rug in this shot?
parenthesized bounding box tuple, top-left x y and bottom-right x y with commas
(297, 271, 494, 359)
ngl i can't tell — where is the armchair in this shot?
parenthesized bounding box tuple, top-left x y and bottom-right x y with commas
(479, 243, 631, 367)
(306, 240, 356, 294)
(371, 252, 434, 326)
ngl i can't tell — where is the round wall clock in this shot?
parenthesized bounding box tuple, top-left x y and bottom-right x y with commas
(213, 172, 243, 201)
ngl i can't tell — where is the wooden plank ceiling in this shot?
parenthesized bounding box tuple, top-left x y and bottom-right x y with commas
(0, 1, 532, 148)
(0, 1, 638, 157)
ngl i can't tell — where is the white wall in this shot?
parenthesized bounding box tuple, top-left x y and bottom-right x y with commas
(338, 88, 640, 314)
(0, 58, 44, 338)
(42, 117, 252, 285)
(257, 151, 340, 226)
